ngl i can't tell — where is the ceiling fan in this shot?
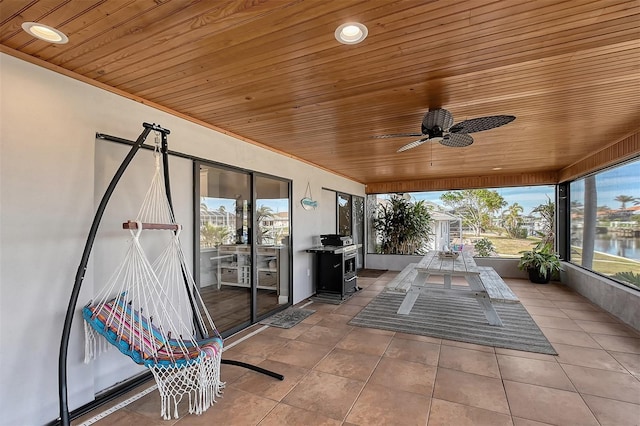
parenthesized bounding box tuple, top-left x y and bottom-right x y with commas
(374, 108, 516, 152)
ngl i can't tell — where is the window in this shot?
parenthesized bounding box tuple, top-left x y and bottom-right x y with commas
(569, 158, 640, 290)
(367, 186, 555, 257)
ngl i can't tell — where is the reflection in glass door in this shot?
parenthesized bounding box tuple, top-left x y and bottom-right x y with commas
(255, 175, 291, 317)
(197, 164, 252, 333)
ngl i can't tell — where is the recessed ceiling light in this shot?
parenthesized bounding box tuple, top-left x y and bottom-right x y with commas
(492, 167, 503, 170)
(335, 22, 368, 45)
(21, 22, 68, 44)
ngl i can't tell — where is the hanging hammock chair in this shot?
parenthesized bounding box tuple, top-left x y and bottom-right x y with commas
(58, 123, 282, 425)
(81, 131, 223, 419)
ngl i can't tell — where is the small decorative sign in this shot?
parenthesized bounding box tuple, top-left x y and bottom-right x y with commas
(301, 182, 318, 210)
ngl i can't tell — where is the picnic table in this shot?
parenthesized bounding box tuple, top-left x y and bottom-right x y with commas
(396, 250, 505, 326)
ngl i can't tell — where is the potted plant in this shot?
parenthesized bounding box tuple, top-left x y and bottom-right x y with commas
(518, 243, 562, 284)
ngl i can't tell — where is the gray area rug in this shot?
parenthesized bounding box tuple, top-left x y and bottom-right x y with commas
(349, 291, 557, 355)
(260, 308, 315, 329)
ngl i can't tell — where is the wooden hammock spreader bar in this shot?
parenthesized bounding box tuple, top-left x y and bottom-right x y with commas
(122, 220, 180, 231)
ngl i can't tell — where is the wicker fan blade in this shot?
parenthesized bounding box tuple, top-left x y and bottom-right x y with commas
(449, 115, 515, 134)
(440, 133, 474, 147)
(372, 133, 423, 139)
(397, 137, 430, 152)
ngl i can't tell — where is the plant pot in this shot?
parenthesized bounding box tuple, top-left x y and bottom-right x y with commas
(527, 268, 550, 284)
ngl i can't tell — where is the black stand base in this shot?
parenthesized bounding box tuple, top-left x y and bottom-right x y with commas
(221, 359, 284, 380)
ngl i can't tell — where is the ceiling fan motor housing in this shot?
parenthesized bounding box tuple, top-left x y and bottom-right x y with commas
(421, 108, 454, 136)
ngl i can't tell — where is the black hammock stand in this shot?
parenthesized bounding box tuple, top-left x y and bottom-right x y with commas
(57, 122, 283, 426)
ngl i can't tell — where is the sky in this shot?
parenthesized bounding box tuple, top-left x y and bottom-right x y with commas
(570, 160, 640, 210)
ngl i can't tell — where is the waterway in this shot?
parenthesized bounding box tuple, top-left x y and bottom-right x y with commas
(592, 236, 640, 261)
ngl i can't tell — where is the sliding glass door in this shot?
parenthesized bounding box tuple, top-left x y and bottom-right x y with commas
(196, 163, 292, 335)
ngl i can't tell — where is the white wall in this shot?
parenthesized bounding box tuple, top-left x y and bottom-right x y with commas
(0, 53, 364, 425)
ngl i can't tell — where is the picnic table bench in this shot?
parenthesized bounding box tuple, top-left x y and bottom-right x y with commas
(385, 253, 519, 326)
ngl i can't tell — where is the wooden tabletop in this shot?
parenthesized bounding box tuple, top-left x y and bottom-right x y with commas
(415, 251, 480, 276)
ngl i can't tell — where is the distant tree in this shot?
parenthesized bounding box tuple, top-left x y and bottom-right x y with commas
(614, 195, 635, 210)
(200, 223, 231, 247)
(256, 205, 275, 244)
(440, 189, 507, 236)
(502, 202, 524, 238)
(532, 197, 555, 247)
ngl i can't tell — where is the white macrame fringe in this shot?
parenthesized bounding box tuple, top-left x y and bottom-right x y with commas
(83, 321, 110, 363)
(149, 351, 224, 420)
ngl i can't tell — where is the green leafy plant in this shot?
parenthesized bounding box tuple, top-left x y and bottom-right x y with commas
(518, 243, 562, 283)
(612, 271, 640, 288)
(473, 237, 496, 257)
(373, 195, 433, 255)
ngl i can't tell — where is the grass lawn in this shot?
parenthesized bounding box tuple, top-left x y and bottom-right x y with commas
(465, 233, 539, 258)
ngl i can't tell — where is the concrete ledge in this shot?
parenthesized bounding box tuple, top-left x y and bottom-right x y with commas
(561, 263, 639, 331)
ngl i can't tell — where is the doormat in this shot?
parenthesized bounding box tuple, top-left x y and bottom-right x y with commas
(349, 291, 556, 355)
(260, 308, 315, 329)
(357, 269, 388, 278)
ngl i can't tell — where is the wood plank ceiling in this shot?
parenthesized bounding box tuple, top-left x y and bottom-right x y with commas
(1, 0, 639, 193)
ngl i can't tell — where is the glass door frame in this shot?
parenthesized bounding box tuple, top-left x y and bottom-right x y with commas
(194, 161, 293, 337)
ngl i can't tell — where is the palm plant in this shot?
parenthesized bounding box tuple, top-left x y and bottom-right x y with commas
(373, 195, 433, 255)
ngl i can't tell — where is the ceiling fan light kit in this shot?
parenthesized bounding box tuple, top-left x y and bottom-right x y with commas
(373, 108, 515, 152)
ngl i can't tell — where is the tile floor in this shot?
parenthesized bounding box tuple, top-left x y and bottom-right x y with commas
(75, 274, 640, 426)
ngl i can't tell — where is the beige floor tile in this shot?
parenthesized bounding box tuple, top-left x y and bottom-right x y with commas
(519, 297, 557, 307)
(441, 339, 495, 353)
(384, 336, 441, 366)
(221, 352, 269, 384)
(609, 351, 640, 376)
(116, 389, 182, 424)
(257, 403, 342, 426)
(582, 394, 640, 426)
(560, 308, 619, 323)
(512, 417, 554, 426)
(172, 387, 277, 425)
(427, 398, 513, 426)
(295, 324, 351, 347)
(90, 409, 172, 426)
(394, 331, 441, 344)
(313, 348, 380, 381)
(539, 327, 602, 348)
(267, 339, 333, 369)
(316, 313, 356, 329)
(260, 322, 313, 339)
(353, 326, 395, 336)
(524, 305, 569, 318)
(561, 364, 640, 404)
(494, 347, 558, 362)
(369, 356, 436, 396)
(530, 315, 582, 331)
(227, 333, 290, 358)
(433, 367, 510, 414)
(344, 295, 374, 306)
(439, 345, 500, 378)
(553, 343, 628, 372)
(332, 303, 364, 317)
(282, 370, 364, 421)
(229, 359, 309, 401)
(335, 328, 394, 356)
(345, 382, 430, 426)
(590, 333, 640, 354)
(497, 354, 575, 391)
(551, 300, 600, 311)
(513, 290, 549, 300)
(575, 319, 640, 337)
(503, 380, 599, 426)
